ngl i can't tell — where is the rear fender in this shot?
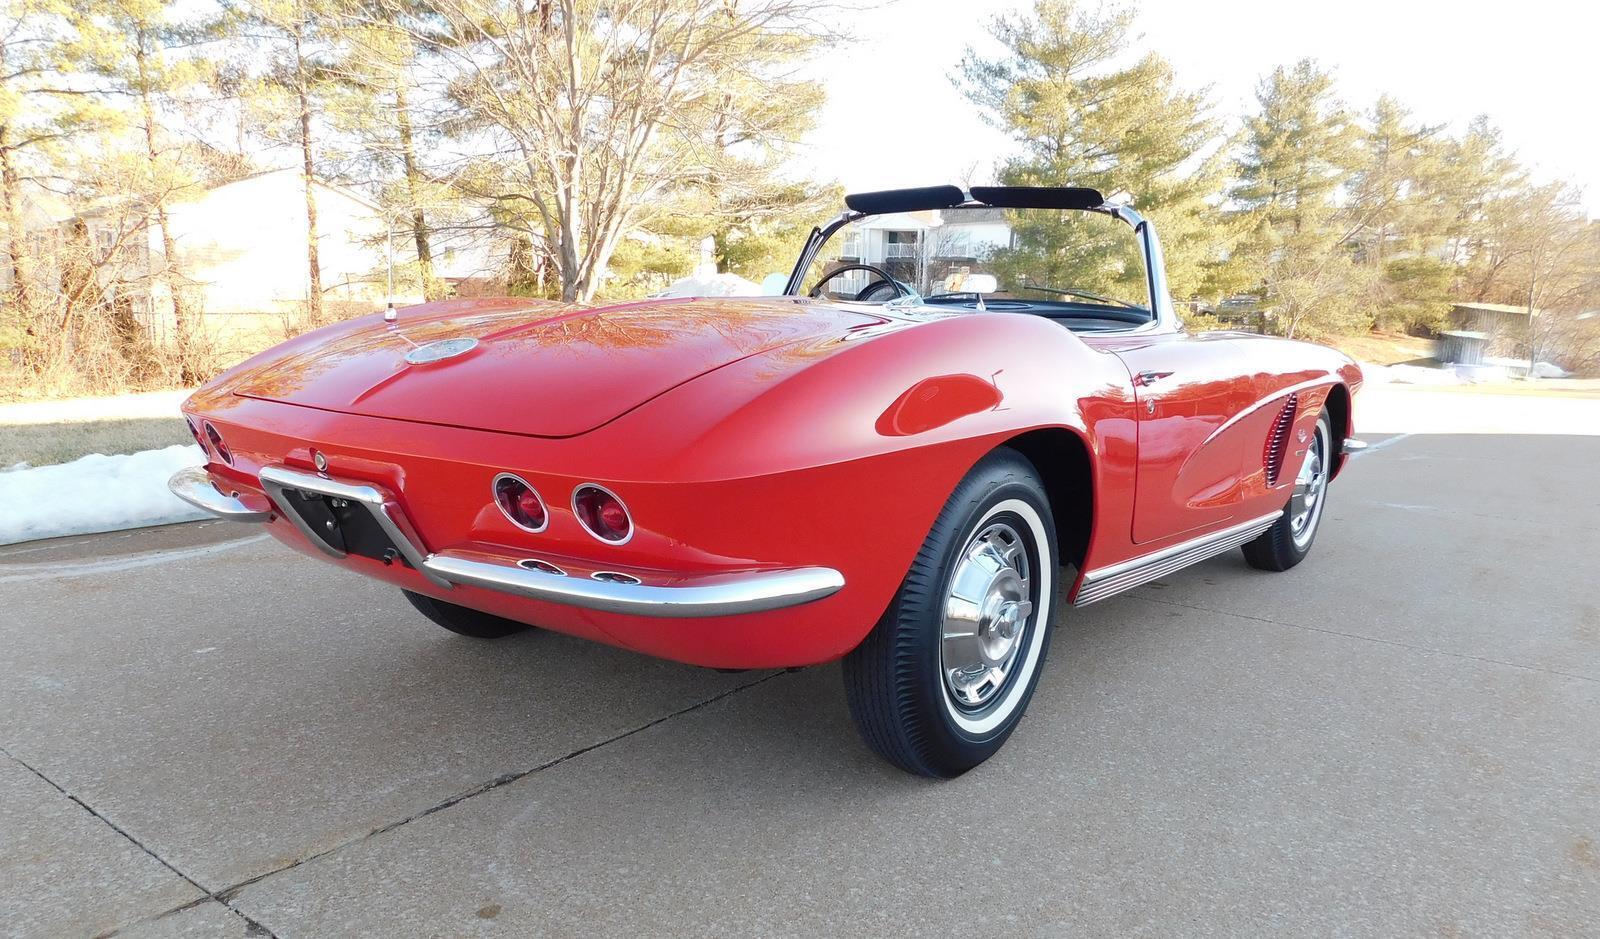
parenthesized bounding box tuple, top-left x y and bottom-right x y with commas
(605, 312, 1137, 648)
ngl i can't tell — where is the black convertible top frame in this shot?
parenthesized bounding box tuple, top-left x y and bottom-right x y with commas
(784, 186, 1176, 333)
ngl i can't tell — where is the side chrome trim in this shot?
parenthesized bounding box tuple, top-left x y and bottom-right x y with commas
(1200, 376, 1337, 450)
(1073, 511, 1282, 607)
(167, 466, 273, 521)
(422, 550, 845, 618)
(257, 464, 453, 589)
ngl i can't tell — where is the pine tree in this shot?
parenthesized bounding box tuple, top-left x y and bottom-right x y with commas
(225, 0, 340, 324)
(1344, 96, 1453, 331)
(1231, 62, 1355, 233)
(1228, 60, 1368, 338)
(1439, 117, 1525, 298)
(2, 1, 75, 337)
(715, 181, 841, 284)
(958, 0, 1229, 301)
(0, 0, 112, 374)
(1347, 97, 1438, 264)
(77, 0, 214, 378)
(321, 11, 449, 301)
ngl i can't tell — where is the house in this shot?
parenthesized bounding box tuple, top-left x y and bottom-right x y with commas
(1448, 302, 1538, 358)
(0, 180, 78, 294)
(4, 169, 481, 349)
(135, 169, 416, 324)
(1440, 302, 1600, 377)
(829, 207, 1014, 293)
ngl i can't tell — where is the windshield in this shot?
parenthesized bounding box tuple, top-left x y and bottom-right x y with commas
(794, 205, 1154, 331)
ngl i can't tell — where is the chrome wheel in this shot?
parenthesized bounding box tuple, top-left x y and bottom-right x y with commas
(843, 450, 1057, 777)
(1289, 419, 1330, 548)
(941, 521, 1035, 710)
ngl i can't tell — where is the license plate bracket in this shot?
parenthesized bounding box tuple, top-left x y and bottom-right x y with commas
(282, 490, 409, 567)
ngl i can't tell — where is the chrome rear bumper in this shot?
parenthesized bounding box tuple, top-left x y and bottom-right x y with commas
(168, 466, 273, 521)
(169, 464, 844, 618)
(425, 550, 844, 617)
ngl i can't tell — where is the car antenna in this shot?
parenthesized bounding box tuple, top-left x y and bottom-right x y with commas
(384, 212, 398, 325)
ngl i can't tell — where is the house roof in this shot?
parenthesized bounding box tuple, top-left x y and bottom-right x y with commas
(943, 207, 1009, 223)
(12, 179, 76, 225)
(852, 207, 1014, 231)
(209, 168, 382, 212)
(56, 167, 381, 225)
(1453, 301, 1541, 318)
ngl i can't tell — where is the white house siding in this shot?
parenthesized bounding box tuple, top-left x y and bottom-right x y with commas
(152, 169, 408, 318)
(842, 210, 1012, 267)
(940, 221, 1011, 260)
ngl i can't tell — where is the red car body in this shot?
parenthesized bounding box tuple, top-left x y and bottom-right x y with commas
(176, 287, 1360, 669)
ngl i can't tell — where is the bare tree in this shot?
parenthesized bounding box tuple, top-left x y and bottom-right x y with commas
(367, 0, 837, 302)
(79, 0, 219, 379)
(321, 12, 454, 301)
(227, 0, 337, 323)
(1459, 182, 1597, 370)
(901, 219, 967, 296)
(1, 0, 86, 337)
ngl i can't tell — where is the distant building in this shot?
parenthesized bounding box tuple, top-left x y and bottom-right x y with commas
(831, 208, 1014, 293)
(1448, 302, 1539, 358)
(4, 168, 505, 348)
(1437, 329, 1489, 366)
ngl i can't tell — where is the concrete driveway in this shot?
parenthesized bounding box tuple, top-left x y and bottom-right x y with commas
(3, 386, 1597, 937)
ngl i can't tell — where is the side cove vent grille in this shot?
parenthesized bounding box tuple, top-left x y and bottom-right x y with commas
(1264, 393, 1299, 486)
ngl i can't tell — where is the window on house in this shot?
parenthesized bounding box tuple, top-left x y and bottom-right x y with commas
(94, 227, 117, 262)
(884, 230, 921, 258)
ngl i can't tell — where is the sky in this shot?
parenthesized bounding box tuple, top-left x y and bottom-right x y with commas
(794, 0, 1600, 216)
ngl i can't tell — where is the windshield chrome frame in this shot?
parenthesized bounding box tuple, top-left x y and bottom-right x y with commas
(784, 192, 1178, 334)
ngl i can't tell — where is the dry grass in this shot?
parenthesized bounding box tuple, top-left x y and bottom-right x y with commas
(0, 417, 193, 468)
(1331, 331, 1437, 366)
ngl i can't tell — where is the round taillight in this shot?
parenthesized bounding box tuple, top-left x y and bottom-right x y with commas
(493, 474, 547, 532)
(203, 422, 232, 465)
(573, 484, 632, 544)
(185, 417, 201, 444)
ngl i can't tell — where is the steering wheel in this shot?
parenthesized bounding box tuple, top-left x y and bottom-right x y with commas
(807, 263, 909, 302)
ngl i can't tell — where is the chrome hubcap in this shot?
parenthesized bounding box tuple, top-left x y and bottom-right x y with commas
(941, 522, 1033, 709)
(1289, 421, 1329, 548)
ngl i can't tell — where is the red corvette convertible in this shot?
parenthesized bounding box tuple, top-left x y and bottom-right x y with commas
(171, 185, 1363, 777)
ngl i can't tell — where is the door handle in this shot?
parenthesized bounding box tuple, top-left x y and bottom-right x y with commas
(1133, 370, 1174, 387)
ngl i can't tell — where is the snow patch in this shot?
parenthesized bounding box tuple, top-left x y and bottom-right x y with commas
(1360, 362, 1464, 386)
(0, 388, 190, 426)
(1364, 359, 1573, 385)
(655, 272, 762, 298)
(0, 444, 207, 545)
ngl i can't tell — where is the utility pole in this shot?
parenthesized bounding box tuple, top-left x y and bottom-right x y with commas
(1523, 270, 1536, 375)
(1524, 266, 1537, 378)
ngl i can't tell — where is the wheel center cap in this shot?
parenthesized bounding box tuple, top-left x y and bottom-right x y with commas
(994, 603, 1021, 640)
(976, 571, 1027, 663)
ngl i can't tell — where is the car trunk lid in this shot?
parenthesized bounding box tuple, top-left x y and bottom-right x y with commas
(235, 297, 878, 437)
